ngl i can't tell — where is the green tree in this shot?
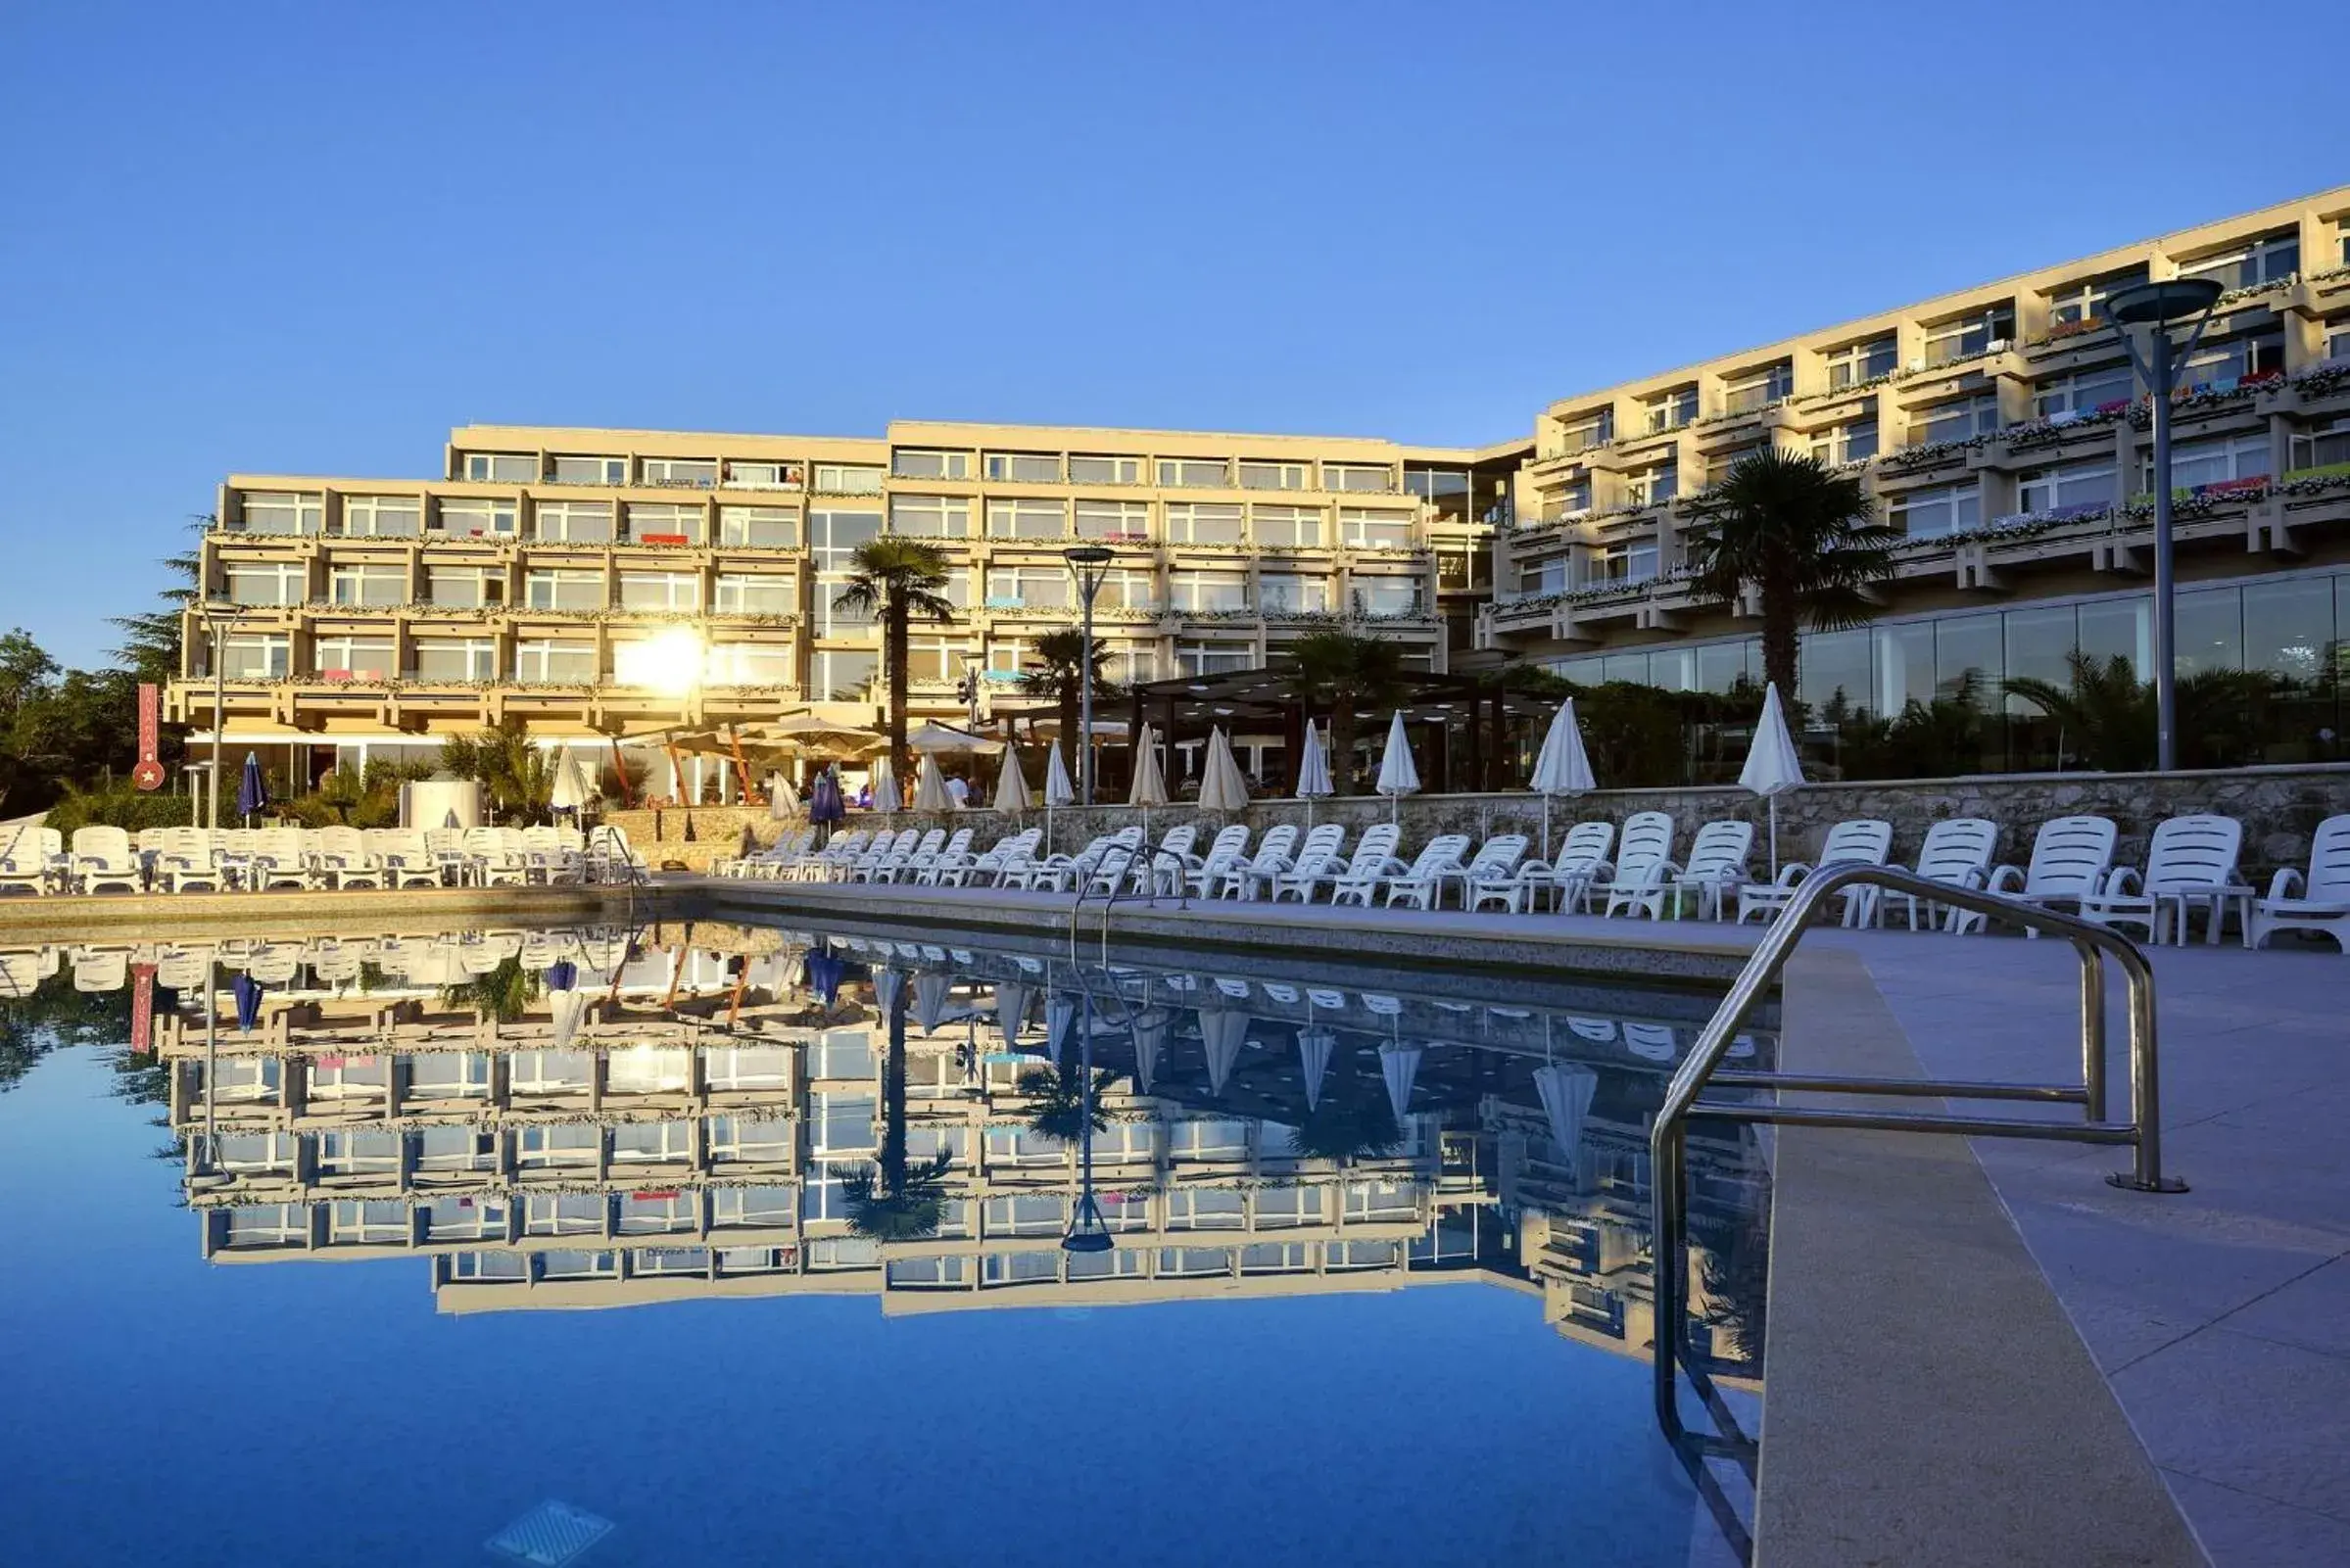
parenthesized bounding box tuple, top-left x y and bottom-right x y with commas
(1017, 629, 1119, 759)
(2004, 650, 2277, 772)
(441, 717, 556, 823)
(1700, 1201, 1772, 1367)
(843, 987, 953, 1241)
(0, 631, 63, 813)
(1282, 630, 1414, 795)
(1681, 450, 1900, 697)
(437, 955, 540, 1023)
(831, 539, 955, 778)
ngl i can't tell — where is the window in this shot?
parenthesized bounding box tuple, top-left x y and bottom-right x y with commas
(718, 505, 799, 547)
(640, 457, 716, 488)
(225, 561, 304, 606)
(2180, 331, 2287, 388)
(1720, 359, 1794, 414)
(1586, 543, 1657, 587)
(1157, 457, 1229, 488)
(328, 564, 406, 607)
(811, 648, 879, 701)
(724, 459, 802, 490)
(1923, 305, 2015, 365)
(893, 449, 970, 479)
(1406, 465, 1470, 524)
(1338, 507, 1415, 548)
(618, 571, 699, 611)
(1436, 543, 1490, 593)
(1625, 461, 1677, 507)
(1074, 498, 1149, 540)
(1808, 418, 1879, 465)
(808, 509, 882, 570)
(1091, 567, 1155, 612)
(1175, 640, 1254, 676)
(713, 573, 794, 614)
(1069, 453, 1142, 484)
(410, 638, 498, 681)
(1259, 573, 1330, 613)
(2146, 433, 2269, 493)
(982, 451, 1061, 483)
(2330, 321, 2350, 363)
(1169, 569, 1249, 612)
(2045, 266, 2148, 328)
(812, 463, 885, 495)
(427, 566, 504, 608)
(240, 492, 323, 535)
(1890, 481, 1981, 539)
(703, 1045, 791, 1092)
(514, 640, 596, 684)
(1559, 408, 1614, 451)
(550, 454, 626, 485)
(340, 496, 420, 538)
(534, 500, 614, 544)
(984, 567, 1070, 609)
(2016, 459, 2116, 515)
(985, 637, 1038, 676)
(461, 452, 537, 482)
(435, 498, 516, 538)
(312, 635, 393, 681)
(1551, 474, 1593, 516)
(940, 568, 973, 609)
(1516, 556, 1569, 596)
(1237, 460, 1308, 491)
(1250, 503, 1322, 547)
(890, 495, 971, 538)
(2035, 364, 2135, 418)
(525, 569, 604, 610)
(1824, 335, 1898, 388)
(2290, 417, 2350, 473)
(813, 576, 874, 635)
(218, 634, 289, 678)
(1908, 392, 1999, 447)
(1322, 461, 1394, 493)
(626, 502, 701, 544)
(703, 643, 791, 687)
(2178, 231, 2299, 291)
(1642, 386, 1699, 432)
(1351, 575, 1424, 616)
(905, 635, 960, 683)
(985, 498, 1067, 539)
(1166, 501, 1243, 544)
(611, 1120, 694, 1164)
(707, 1116, 791, 1164)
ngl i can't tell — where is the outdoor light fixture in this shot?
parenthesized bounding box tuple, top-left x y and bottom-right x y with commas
(1063, 545, 1115, 805)
(2102, 275, 2225, 772)
(197, 595, 241, 831)
(1062, 984, 1116, 1254)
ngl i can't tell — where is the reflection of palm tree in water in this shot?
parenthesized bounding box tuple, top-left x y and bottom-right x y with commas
(1698, 1190, 1772, 1367)
(437, 956, 538, 1023)
(1018, 1065, 1117, 1144)
(1291, 1046, 1404, 1164)
(844, 976, 952, 1241)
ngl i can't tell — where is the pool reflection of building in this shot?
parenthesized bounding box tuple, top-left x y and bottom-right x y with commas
(11, 925, 1768, 1371)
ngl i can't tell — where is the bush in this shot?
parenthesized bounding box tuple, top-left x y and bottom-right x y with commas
(42, 782, 200, 836)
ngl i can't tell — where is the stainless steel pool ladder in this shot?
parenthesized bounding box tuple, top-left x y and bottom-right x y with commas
(1650, 863, 2186, 1478)
(1067, 846, 1191, 966)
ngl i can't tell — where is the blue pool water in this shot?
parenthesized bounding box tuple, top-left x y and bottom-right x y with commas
(0, 922, 1769, 1566)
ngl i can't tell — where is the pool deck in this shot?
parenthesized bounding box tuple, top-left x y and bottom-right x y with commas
(695, 876, 2349, 1566)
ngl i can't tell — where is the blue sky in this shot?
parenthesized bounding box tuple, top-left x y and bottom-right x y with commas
(2, 0, 2343, 666)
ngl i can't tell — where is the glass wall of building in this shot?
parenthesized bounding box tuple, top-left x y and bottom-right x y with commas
(1543, 567, 2350, 774)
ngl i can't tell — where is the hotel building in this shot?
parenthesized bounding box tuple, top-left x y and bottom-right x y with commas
(172, 186, 2350, 784)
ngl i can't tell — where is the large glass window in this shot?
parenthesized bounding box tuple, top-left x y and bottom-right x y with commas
(704, 643, 791, 687)
(410, 638, 498, 681)
(1906, 393, 1999, 447)
(1166, 502, 1242, 544)
(808, 509, 882, 570)
(240, 492, 323, 535)
(1069, 453, 1142, 484)
(2034, 364, 2134, 417)
(1157, 457, 1228, 488)
(724, 459, 802, 491)
(1259, 573, 1330, 614)
(985, 499, 1067, 539)
(718, 505, 799, 547)
(1351, 575, 1423, 618)
(2015, 459, 2115, 515)
(1719, 359, 1794, 414)
(618, 571, 698, 611)
(534, 500, 614, 544)
(1808, 418, 1878, 465)
(312, 636, 393, 680)
(1169, 570, 1249, 613)
(1074, 498, 1149, 540)
(1322, 462, 1394, 493)
(461, 452, 536, 483)
(1889, 481, 1980, 539)
(1922, 305, 2015, 365)
(1175, 640, 1254, 676)
(1587, 543, 1657, 586)
(1642, 387, 1699, 432)
(625, 503, 702, 545)
(1250, 504, 1323, 547)
(2044, 265, 2147, 328)
(435, 499, 516, 538)
(641, 457, 717, 488)
(889, 495, 971, 538)
(713, 573, 793, 614)
(811, 648, 878, 701)
(892, 450, 970, 480)
(1405, 465, 1470, 523)
(2177, 231, 2299, 291)
(341, 497, 420, 538)
(550, 454, 625, 485)
(812, 464, 885, 495)
(1338, 507, 1415, 548)
(328, 564, 406, 607)
(2174, 586, 2242, 677)
(984, 567, 1069, 609)
(427, 566, 504, 607)
(514, 641, 596, 684)
(1237, 460, 1307, 491)
(1558, 408, 1614, 451)
(2147, 433, 2270, 494)
(1824, 335, 1898, 388)
(226, 561, 305, 605)
(1625, 461, 1677, 507)
(985, 451, 1061, 483)
(2289, 417, 2350, 473)
(218, 634, 290, 678)
(525, 569, 604, 610)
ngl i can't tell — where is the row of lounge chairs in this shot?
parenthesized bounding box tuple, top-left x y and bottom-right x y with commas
(0, 824, 642, 895)
(717, 813, 2350, 949)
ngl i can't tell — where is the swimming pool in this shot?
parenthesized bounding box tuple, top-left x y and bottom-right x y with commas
(0, 920, 1774, 1566)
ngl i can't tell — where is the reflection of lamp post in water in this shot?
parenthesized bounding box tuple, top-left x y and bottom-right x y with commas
(1062, 984, 1113, 1254)
(2103, 276, 2225, 772)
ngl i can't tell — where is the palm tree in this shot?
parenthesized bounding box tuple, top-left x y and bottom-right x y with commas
(1680, 450, 1900, 697)
(440, 716, 556, 823)
(1017, 629, 1118, 754)
(832, 539, 955, 777)
(437, 955, 539, 1023)
(1282, 631, 1413, 795)
(843, 979, 953, 1241)
(2004, 650, 2277, 771)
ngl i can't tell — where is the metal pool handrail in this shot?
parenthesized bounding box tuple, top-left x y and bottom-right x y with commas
(1650, 861, 2185, 1458)
(1069, 846, 1192, 966)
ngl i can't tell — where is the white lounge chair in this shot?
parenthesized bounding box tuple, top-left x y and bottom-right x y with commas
(1474, 821, 1615, 914)
(368, 829, 443, 889)
(1037, 828, 1143, 893)
(1275, 825, 1397, 903)
(899, 828, 972, 884)
(2246, 813, 2350, 953)
(1158, 824, 1239, 897)
(2082, 815, 2245, 946)
(313, 826, 386, 889)
(244, 828, 315, 890)
(423, 827, 470, 884)
(70, 827, 144, 893)
(1985, 816, 2117, 935)
(147, 827, 225, 893)
(1869, 819, 1998, 931)
(1737, 819, 1893, 926)
(1391, 833, 1522, 910)
(520, 825, 586, 884)
(0, 824, 60, 895)
(938, 829, 1036, 887)
(586, 825, 641, 882)
(1593, 813, 1677, 918)
(1223, 823, 1322, 900)
(1343, 833, 1463, 908)
(1661, 822, 1753, 921)
(864, 829, 941, 883)
(1189, 824, 1271, 899)
(463, 827, 531, 888)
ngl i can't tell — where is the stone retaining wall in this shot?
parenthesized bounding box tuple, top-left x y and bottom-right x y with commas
(636, 764, 2350, 879)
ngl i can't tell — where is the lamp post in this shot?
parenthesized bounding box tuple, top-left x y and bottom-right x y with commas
(1062, 983, 1113, 1255)
(958, 650, 983, 727)
(1063, 546, 1114, 805)
(2103, 276, 2225, 772)
(197, 597, 241, 830)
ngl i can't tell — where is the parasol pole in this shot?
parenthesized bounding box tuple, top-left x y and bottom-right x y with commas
(726, 722, 758, 806)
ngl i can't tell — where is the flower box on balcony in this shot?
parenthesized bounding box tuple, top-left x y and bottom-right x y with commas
(636, 533, 691, 546)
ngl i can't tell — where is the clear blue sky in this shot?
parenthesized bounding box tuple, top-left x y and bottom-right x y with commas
(3, 0, 2343, 666)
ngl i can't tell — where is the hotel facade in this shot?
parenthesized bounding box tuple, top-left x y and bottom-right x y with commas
(175, 186, 2350, 787)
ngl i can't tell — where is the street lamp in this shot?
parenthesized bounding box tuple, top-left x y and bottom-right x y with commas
(197, 596, 241, 830)
(1063, 545, 1114, 805)
(1061, 983, 1114, 1255)
(2103, 275, 2225, 772)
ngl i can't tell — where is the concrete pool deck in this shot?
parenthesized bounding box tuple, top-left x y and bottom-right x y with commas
(695, 876, 2348, 1565)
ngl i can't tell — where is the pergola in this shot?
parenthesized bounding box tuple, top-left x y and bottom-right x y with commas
(1122, 665, 1547, 795)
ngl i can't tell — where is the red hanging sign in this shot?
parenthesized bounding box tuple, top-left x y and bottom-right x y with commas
(132, 683, 165, 791)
